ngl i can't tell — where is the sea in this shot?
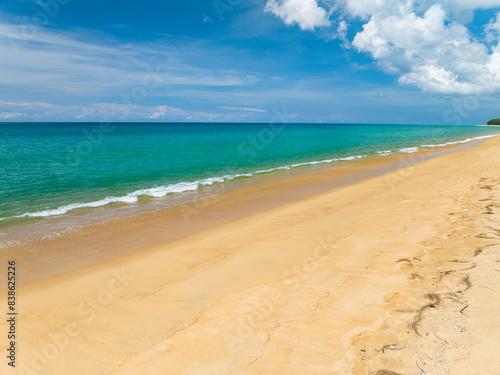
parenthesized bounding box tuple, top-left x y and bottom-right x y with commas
(1, 122, 499, 247)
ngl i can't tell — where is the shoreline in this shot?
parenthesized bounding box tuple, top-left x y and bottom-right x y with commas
(2, 131, 497, 228)
(1, 136, 500, 373)
(1, 135, 496, 288)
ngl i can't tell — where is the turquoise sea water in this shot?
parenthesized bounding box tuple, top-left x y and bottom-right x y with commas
(1, 123, 499, 227)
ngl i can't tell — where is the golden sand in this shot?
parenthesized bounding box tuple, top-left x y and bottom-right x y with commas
(2, 137, 500, 374)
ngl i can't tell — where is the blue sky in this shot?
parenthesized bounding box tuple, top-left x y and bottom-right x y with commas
(1, 0, 500, 124)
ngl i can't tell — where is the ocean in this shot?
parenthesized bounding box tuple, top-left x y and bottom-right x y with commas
(1, 122, 499, 237)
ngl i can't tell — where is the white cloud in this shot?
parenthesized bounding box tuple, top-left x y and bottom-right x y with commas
(267, 0, 500, 95)
(0, 99, 271, 122)
(446, 0, 500, 10)
(184, 111, 226, 122)
(0, 112, 27, 119)
(486, 12, 500, 42)
(340, 0, 409, 19)
(149, 105, 185, 119)
(340, 0, 500, 18)
(149, 106, 231, 122)
(398, 65, 477, 94)
(75, 103, 137, 119)
(74, 103, 186, 120)
(75, 107, 98, 120)
(350, 4, 500, 94)
(0, 101, 59, 110)
(264, 0, 330, 30)
(218, 106, 268, 112)
(0, 21, 252, 100)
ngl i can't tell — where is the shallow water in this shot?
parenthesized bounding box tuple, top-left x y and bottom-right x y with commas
(1, 122, 499, 228)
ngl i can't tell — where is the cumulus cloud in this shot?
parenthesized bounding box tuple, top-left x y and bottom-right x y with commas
(340, 0, 409, 19)
(264, 0, 330, 30)
(266, 0, 500, 95)
(486, 12, 500, 42)
(447, 0, 500, 10)
(339, 0, 500, 18)
(350, 3, 500, 94)
(149, 105, 185, 119)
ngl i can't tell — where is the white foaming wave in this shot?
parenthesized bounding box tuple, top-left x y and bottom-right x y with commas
(253, 166, 291, 174)
(420, 133, 500, 148)
(5, 155, 371, 220)
(6, 133, 500, 221)
(337, 154, 367, 161)
(8, 179, 224, 220)
(290, 154, 366, 168)
(128, 181, 201, 198)
(399, 147, 419, 153)
(291, 160, 332, 168)
(400, 133, 500, 154)
(376, 133, 500, 156)
(17, 196, 139, 218)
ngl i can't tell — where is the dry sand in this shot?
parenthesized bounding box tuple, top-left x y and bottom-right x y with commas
(2, 136, 500, 374)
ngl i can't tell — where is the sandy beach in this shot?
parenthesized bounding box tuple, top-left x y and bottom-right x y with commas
(2, 136, 500, 374)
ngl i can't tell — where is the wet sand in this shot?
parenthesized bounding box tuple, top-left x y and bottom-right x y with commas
(2, 136, 500, 374)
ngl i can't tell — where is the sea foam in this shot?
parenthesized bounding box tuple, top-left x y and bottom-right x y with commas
(4, 133, 499, 221)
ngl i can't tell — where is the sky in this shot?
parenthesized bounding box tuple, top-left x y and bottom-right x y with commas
(0, 0, 500, 124)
